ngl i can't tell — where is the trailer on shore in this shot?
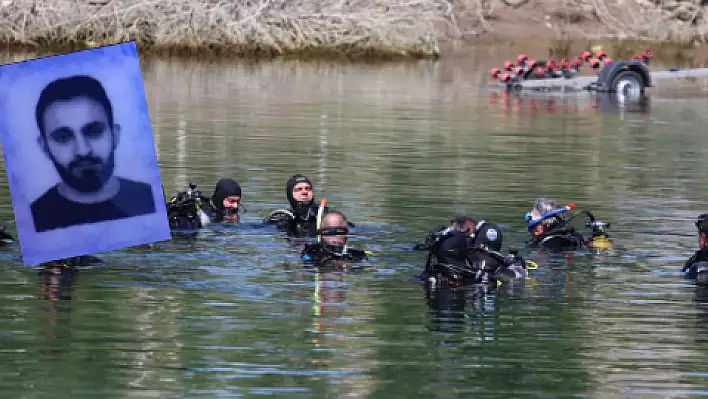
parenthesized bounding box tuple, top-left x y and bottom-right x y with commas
(486, 49, 708, 105)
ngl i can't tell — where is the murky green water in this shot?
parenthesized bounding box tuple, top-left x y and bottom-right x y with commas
(1, 48, 708, 398)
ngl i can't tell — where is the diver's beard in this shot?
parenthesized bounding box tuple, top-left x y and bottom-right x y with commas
(52, 152, 115, 193)
(222, 208, 240, 222)
(222, 213, 239, 223)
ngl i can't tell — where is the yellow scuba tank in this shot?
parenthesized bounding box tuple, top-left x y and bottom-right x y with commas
(590, 235, 613, 249)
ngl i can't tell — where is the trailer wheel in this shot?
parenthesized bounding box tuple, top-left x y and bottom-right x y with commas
(611, 70, 645, 104)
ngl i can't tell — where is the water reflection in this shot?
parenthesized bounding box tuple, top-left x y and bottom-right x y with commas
(1, 49, 708, 397)
(38, 263, 76, 355)
(488, 91, 650, 118)
(694, 285, 708, 328)
(418, 259, 597, 398)
(426, 285, 494, 336)
(39, 263, 77, 302)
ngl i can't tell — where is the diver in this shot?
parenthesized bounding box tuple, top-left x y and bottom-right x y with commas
(0, 223, 14, 245)
(413, 215, 477, 252)
(0, 225, 92, 269)
(301, 211, 368, 265)
(682, 213, 708, 284)
(265, 174, 353, 238)
(524, 197, 613, 252)
(166, 178, 244, 231)
(199, 178, 244, 224)
(419, 215, 533, 289)
(0, 224, 95, 268)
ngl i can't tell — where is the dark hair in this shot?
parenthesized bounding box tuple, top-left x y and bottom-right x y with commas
(35, 75, 114, 138)
(451, 215, 477, 230)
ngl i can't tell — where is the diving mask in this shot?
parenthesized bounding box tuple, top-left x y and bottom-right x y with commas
(526, 204, 574, 232)
(524, 210, 542, 224)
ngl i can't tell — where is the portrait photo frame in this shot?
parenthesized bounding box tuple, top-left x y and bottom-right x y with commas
(0, 42, 171, 266)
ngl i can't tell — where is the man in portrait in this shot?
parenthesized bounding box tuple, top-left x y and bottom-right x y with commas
(30, 74, 157, 233)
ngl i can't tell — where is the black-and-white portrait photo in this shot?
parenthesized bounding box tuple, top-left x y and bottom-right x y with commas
(0, 42, 171, 266)
(31, 74, 156, 232)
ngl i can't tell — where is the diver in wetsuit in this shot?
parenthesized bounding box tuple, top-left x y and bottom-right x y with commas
(166, 178, 244, 231)
(301, 211, 368, 266)
(524, 197, 613, 252)
(682, 213, 708, 284)
(0, 224, 96, 267)
(0, 223, 13, 246)
(199, 178, 244, 224)
(39, 255, 104, 269)
(419, 215, 531, 289)
(265, 174, 353, 238)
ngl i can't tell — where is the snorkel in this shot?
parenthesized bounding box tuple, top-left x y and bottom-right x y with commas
(525, 203, 575, 233)
(316, 199, 327, 243)
(525, 202, 613, 249)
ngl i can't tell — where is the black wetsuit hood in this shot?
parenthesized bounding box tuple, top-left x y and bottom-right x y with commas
(286, 174, 315, 219)
(211, 178, 242, 213)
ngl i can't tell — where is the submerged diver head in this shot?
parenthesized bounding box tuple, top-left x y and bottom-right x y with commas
(319, 211, 349, 246)
(211, 178, 243, 221)
(286, 174, 315, 218)
(525, 197, 564, 236)
(447, 215, 503, 250)
(450, 215, 478, 236)
(697, 213, 708, 249)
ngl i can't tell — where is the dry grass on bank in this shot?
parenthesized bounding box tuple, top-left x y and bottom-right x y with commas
(588, 0, 708, 44)
(0, 0, 473, 60)
(3, 0, 708, 61)
(520, 0, 708, 45)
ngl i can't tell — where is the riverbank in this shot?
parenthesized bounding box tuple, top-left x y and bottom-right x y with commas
(1, 0, 708, 62)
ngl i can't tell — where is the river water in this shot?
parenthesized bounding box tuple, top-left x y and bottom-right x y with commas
(1, 47, 708, 398)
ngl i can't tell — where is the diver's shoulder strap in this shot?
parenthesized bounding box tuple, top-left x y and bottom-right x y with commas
(301, 242, 324, 254)
(266, 209, 295, 222)
(684, 248, 708, 272)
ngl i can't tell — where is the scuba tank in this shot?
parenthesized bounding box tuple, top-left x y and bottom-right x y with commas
(166, 182, 209, 230)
